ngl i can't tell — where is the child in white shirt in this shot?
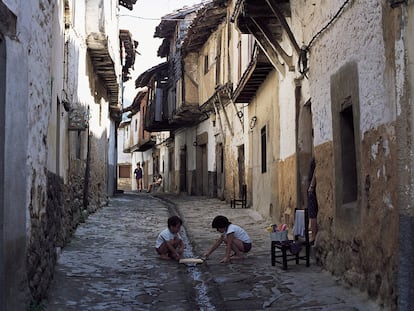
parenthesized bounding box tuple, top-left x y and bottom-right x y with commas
(155, 216, 184, 261)
(203, 215, 252, 263)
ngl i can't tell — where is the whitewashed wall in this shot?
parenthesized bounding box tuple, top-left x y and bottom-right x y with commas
(118, 124, 131, 164)
(291, 1, 395, 145)
(278, 74, 297, 159)
(2, 0, 55, 308)
(47, 0, 66, 178)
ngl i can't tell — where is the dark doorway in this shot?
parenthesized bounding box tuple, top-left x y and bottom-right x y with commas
(340, 105, 357, 204)
(196, 132, 208, 196)
(201, 144, 208, 195)
(179, 145, 187, 192)
(216, 143, 224, 198)
(237, 145, 245, 197)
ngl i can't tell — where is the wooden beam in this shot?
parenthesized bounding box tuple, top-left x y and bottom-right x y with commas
(265, 0, 300, 54)
(252, 17, 292, 66)
(246, 18, 286, 75)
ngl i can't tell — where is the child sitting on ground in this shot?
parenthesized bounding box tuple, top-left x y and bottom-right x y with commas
(155, 215, 184, 261)
(147, 174, 163, 193)
(203, 215, 252, 263)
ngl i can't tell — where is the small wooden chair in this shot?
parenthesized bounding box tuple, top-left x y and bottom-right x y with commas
(271, 208, 310, 269)
(231, 184, 247, 208)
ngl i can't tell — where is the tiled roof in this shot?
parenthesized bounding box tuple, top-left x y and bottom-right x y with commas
(182, 0, 228, 55)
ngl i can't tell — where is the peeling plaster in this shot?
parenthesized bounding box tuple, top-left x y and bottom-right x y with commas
(383, 191, 394, 210)
(371, 142, 379, 160)
(383, 138, 390, 157)
(395, 36, 405, 117)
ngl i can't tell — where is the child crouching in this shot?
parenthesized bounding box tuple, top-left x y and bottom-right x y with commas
(203, 215, 252, 263)
(155, 216, 184, 261)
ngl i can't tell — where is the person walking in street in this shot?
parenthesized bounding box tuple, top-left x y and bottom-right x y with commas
(134, 162, 143, 192)
(155, 216, 184, 261)
(307, 156, 318, 245)
(203, 215, 252, 263)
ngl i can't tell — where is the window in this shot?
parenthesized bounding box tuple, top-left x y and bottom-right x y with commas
(237, 33, 242, 80)
(169, 148, 174, 172)
(330, 61, 360, 222)
(204, 54, 209, 74)
(64, 2, 71, 28)
(261, 126, 267, 173)
(340, 104, 357, 203)
(76, 131, 81, 159)
(215, 32, 221, 86)
(119, 165, 131, 178)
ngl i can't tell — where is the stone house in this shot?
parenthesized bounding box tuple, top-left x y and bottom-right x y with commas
(127, 62, 173, 191)
(116, 29, 138, 191)
(122, 85, 155, 190)
(117, 29, 138, 191)
(180, 0, 243, 199)
(232, 0, 414, 309)
(125, 0, 414, 309)
(231, 11, 298, 224)
(126, 5, 203, 193)
(128, 1, 241, 198)
(117, 118, 133, 191)
(132, 0, 285, 213)
(0, 0, 136, 308)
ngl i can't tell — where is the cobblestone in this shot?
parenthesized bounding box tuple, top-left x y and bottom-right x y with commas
(46, 192, 382, 310)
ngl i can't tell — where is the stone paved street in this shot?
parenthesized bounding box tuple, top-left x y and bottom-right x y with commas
(46, 192, 382, 310)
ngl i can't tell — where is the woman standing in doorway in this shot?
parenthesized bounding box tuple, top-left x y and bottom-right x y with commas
(307, 156, 318, 245)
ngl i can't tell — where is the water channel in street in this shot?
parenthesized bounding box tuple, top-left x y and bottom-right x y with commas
(180, 226, 216, 311)
(46, 193, 219, 310)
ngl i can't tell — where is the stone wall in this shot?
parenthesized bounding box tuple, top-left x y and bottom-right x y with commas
(88, 134, 109, 211)
(1, 6, 30, 307)
(23, 0, 56, 306)
(293, 2, 400, 308)
(313, 127, 398, 308)
(68, 160, 90, 223)
(26, 170, 84, 303)
(25, 156, 101, 305)
(118, 178, 131, 191)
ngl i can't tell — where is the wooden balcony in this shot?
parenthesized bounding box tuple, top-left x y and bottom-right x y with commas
(232, 45, 274, 104)
(232, 0, 299, 76)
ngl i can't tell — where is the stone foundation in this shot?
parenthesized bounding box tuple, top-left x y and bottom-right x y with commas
(26, 168, 89, 303)
(313, 124, 398, 309)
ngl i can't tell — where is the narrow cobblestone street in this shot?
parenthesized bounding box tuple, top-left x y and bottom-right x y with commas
(46, 192, 381, 310)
